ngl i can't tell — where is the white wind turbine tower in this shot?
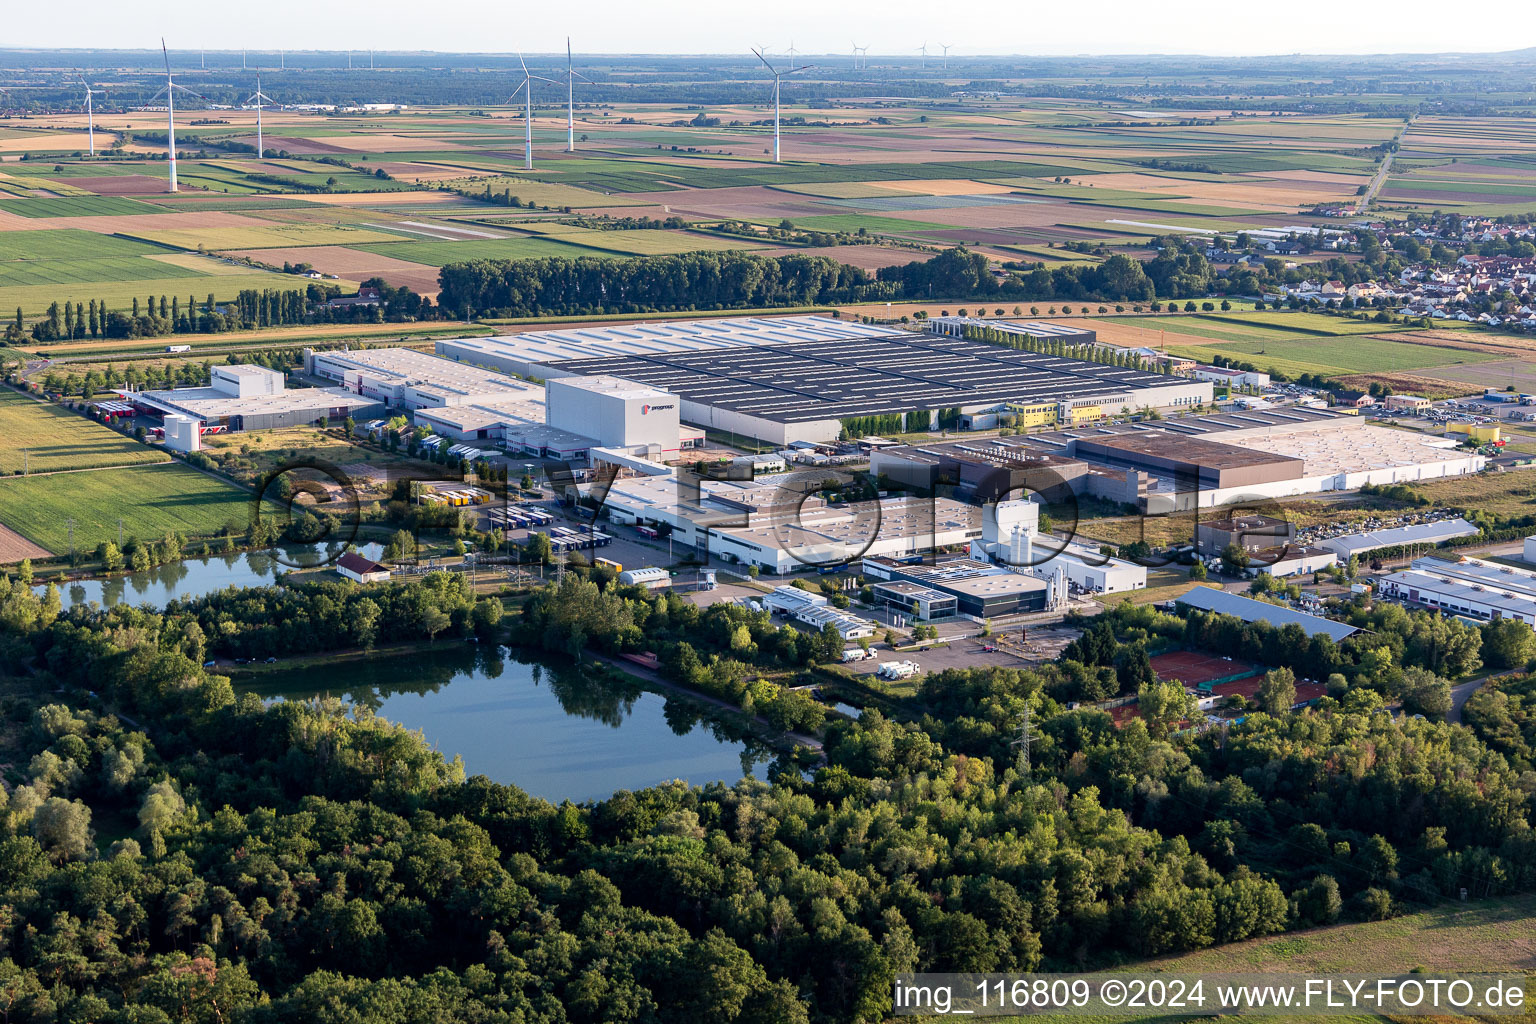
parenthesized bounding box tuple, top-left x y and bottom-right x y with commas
(852, 43, 868, 70)
(149, 41, 204, 193)
(564, 39, 591, 153)
(80, 77, 100, 156)
(245, 74, 275, 159)
(940, 44, 951, 70)
(753, 48, 812, 164)
(918, 42, 928, 60)
(508, 54, 558, 171)
(785, 40, 798, 59)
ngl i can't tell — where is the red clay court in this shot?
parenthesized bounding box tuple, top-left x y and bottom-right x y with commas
(1150, 650, 1260, 687)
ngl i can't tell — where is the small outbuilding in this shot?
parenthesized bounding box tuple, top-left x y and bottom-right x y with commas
(338, 551, 391, 584)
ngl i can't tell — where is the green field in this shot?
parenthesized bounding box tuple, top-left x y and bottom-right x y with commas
(350, 235, 608, 266)
(786, 213, 954, 235)
(993, 895, 1536, 1024)
(0, 390, 168, 474)
(0, 196, 171, 218)
(0, 229, 173, 262)
(126, 223, 402, 251)
(1167, 335, 1494, 376)
(1194, 312, 1412, 336)
(2, 269, 299, 317)
(0, 462, 256, 554)
(516, 225, 757, 255)
(0, 255, 207, 287)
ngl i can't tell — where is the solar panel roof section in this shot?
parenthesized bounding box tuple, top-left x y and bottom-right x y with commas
(543, 331, 1199, 424)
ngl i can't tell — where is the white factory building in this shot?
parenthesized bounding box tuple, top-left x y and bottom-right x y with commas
(1377, 556, 1536, 626)
(969, 498, 1148, 594)
(761, 585, 877, 639)
(129, 364, 382, 432)
(1191, 365, 1271, 389)
(304, 346, 703, 461)
(586, 469, 983, 574)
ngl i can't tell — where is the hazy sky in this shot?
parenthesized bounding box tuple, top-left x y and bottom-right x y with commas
(7, 0, 1531, 57)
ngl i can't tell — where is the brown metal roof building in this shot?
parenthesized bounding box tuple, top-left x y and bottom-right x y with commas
(1069, 432, 1305, 489)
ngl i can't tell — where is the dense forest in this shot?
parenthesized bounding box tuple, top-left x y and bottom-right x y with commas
(1, 565, 1533, 1022)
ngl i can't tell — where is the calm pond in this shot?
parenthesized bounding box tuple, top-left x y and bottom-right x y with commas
(236, 645, 774, 803)
(42, 542, 386, 610)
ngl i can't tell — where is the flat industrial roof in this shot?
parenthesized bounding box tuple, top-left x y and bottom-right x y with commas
(1383, 569, 1536, 619)
(135, 386, 379, 419)
(1075, 431, 1304, 472)
(1174, 586, 1360, 642)
(541, 332, 1202, 424)
(929, 316, 1097, 338)
(1320, 518, 1480, 556)
(313, 347, 539, 404)
(982, 406, 1350, 454)
(548, 374, 673, 402)
(444, 315, 901, 366)
(1217, 425, 1477, 477)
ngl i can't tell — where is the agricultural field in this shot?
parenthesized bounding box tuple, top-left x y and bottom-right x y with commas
(0, 461, 256, 554)
(0, 390, 169, 474)
(120, 222, 403, 250)
(0, 195, 171, 218)
(1088, 313, 1500, 379)
(1, 267, 309, 318)
(0, 228, 174, 261)
(348, 235, 613, 266)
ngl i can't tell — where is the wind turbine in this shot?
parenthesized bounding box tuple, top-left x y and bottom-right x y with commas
(564, 38, 590, 153)
(242, 49, 247, 70)
(785, 40, 798, 58)
(753, 49, 812, 164)
(246, 74, 275, 159)
(148, 41, 204, 193)
(918, 42, 928, 60)
(852, 42, 868, 70)
(80, 77, 100, 156)
(280, 50, 285, 70)
(940, 44, 952, 70)
(508, 54, 557, 170)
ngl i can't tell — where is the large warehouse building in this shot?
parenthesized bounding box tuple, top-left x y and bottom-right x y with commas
(305, 347, 703, 460)
(130, 364, 382, 431)
(586, 468, 984, 574)
(1047, 412, 1483, 511)
(436, 315, 1211, 445)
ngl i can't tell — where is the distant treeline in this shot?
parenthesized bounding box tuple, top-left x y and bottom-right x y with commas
(436, 246, 1220, 317)
(437, 251, 888, 316)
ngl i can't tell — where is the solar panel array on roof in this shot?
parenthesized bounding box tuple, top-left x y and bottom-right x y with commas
(538, 332, 1198, 424)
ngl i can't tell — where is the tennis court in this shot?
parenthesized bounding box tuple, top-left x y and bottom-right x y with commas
(1150, 649, 1260, 687)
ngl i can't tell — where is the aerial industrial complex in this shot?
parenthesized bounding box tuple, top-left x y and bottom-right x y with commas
(437, 315, 1211, 445)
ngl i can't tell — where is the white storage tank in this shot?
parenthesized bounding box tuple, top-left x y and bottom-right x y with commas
(163, 414, 201, 453)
